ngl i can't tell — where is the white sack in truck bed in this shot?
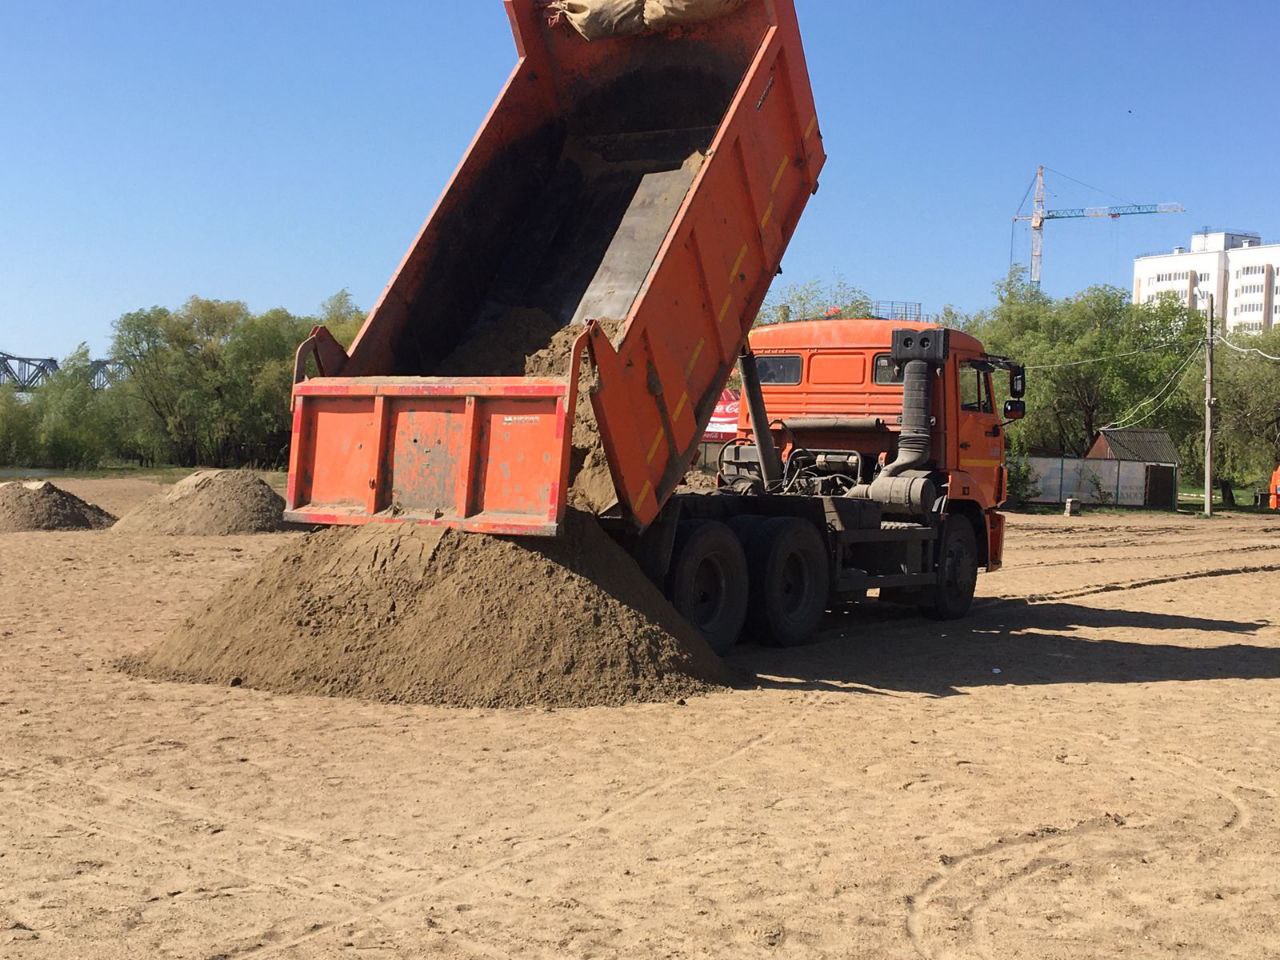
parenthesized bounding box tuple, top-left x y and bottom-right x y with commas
(644, 0, 747, 29)
(554, 0, 748, 41)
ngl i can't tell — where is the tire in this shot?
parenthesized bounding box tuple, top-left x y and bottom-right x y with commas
(743, 517, 830, 647)
(921, 516, 979, 620)
(666, 520, 749, 655)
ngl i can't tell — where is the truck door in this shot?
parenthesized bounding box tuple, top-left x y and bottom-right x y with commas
(956, 360, 1004, 506)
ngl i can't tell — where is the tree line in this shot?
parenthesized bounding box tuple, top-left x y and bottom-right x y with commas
(2, 274, 1278, 490)
(0, 291, 364, 470)
(965, 271, 1280, 490)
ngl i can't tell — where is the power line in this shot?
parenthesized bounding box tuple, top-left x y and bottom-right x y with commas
(1107, 347, 1202, 430)
(1107, 347, 1202, 428)
(1215, 334, 1280, 363)
(1025, 340, 1186, 370)
(1112, 359, 1201, 430)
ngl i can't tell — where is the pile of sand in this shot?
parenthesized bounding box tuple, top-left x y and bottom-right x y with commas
(123, 510, 731, 708)
(528, 320, 624, 514)
(434, 307, 564, 378)
(0, 481, 116, 532)
(677, 470, 721, 493)
(438, 312, 625, 513)
(113, 470, 283, 536)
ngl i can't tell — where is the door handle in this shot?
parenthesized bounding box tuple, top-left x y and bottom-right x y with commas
(985, 426, 1002, 438)
(959, 441, 971, 450)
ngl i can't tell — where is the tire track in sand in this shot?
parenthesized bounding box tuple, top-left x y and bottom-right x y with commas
(237, 695, 820, 959)
(905, 815, 1128, 960)
(1, 759, 426, 880)
(1014, 542, 1279, 572)
(907, 736, 1270, 959)
(4, 791, 372, 912)
(1022, 561, 1280, 604)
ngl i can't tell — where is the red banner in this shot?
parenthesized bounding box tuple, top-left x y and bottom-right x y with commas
(703, 389, 741, 442)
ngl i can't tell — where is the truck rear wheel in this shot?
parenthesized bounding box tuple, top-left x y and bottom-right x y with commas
(922, 516, 978, 620)
(744, 517, 830, 647)
(666, 520, 749, 655)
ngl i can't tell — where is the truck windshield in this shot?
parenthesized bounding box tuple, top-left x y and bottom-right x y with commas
(757, 355, 802, 385)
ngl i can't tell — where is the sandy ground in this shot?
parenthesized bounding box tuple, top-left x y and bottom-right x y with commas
(2, 481, 1279, 959)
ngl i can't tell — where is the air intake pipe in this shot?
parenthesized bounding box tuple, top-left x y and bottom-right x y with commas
(880, 359, 931, 478)
(846, 329, 949, 515)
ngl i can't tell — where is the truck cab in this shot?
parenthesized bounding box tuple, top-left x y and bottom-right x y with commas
(735, 318, 1025, 575)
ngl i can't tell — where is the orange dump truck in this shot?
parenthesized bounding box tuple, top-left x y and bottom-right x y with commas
(287, 0, 823, 536)
(286, 0, 1025, 651)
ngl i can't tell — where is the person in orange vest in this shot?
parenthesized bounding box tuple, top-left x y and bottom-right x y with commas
(1271, 463, 1280, 511)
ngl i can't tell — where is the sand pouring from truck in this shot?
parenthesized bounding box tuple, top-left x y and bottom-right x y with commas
(285, 0, 1026, 652)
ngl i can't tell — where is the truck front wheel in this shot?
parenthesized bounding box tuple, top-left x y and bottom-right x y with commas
(745, 517, 830, 647)
(666, 520, 749, 655)
(922, 517, 979, 620)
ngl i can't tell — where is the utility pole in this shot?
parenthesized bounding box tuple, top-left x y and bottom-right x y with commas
(1204, 295, 1215, 517)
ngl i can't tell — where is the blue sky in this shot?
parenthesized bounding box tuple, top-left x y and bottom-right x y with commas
(2, 0, 1277, 357)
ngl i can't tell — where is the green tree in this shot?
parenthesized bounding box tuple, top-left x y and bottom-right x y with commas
(1212, 328, 1280, 488)
(219, 308, 314, 464)
(110, 297, 302, 466)
(0, 384, 39, 466)
(757, 274, 872, 325)
(967, 272, 1201, 457)
(318, 288, 366, 348)
(26, 346, 116, 469)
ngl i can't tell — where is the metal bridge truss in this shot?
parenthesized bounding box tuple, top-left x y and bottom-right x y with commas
(0, 352, 122, 391)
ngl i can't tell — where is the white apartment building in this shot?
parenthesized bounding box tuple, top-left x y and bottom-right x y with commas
(1133, 230, 1279, 333)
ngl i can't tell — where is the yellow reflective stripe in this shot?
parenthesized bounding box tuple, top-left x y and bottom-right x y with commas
(637, 480, 653, 505)
(646, 429, 664, 465)
(685, 337, 706, 377)
(672, 392, 689, 421)
(718, 294, 733, 322)
(771, 155, 790, 193)
(960, 458, 1003, 468)
(729, 244, 749, 281)
(805, 115, 818, 139)
(760, 201, 774, 229)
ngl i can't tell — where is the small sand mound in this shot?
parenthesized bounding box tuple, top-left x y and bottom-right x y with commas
(113, 470, 283, 536)
(0, 481, 116, 532)
(124, 510, 731, 708)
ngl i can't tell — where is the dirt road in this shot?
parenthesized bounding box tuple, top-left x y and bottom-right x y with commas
(3, 481, 1279, 959)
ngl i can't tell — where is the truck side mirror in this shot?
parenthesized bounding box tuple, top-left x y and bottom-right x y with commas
(1004, 399, 1027, 422)
(1010, 366, 1027, 399)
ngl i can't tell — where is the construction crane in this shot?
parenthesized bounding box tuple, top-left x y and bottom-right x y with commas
(1014, 165, 1184, 287)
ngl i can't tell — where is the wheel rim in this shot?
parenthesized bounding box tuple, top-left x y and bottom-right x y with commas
(688, 555, 727, 627)
(944, 540, 976, 603)
(779, 552, 808, 617)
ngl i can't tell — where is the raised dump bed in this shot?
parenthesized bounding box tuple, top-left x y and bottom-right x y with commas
(287, 0, 825, 535)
